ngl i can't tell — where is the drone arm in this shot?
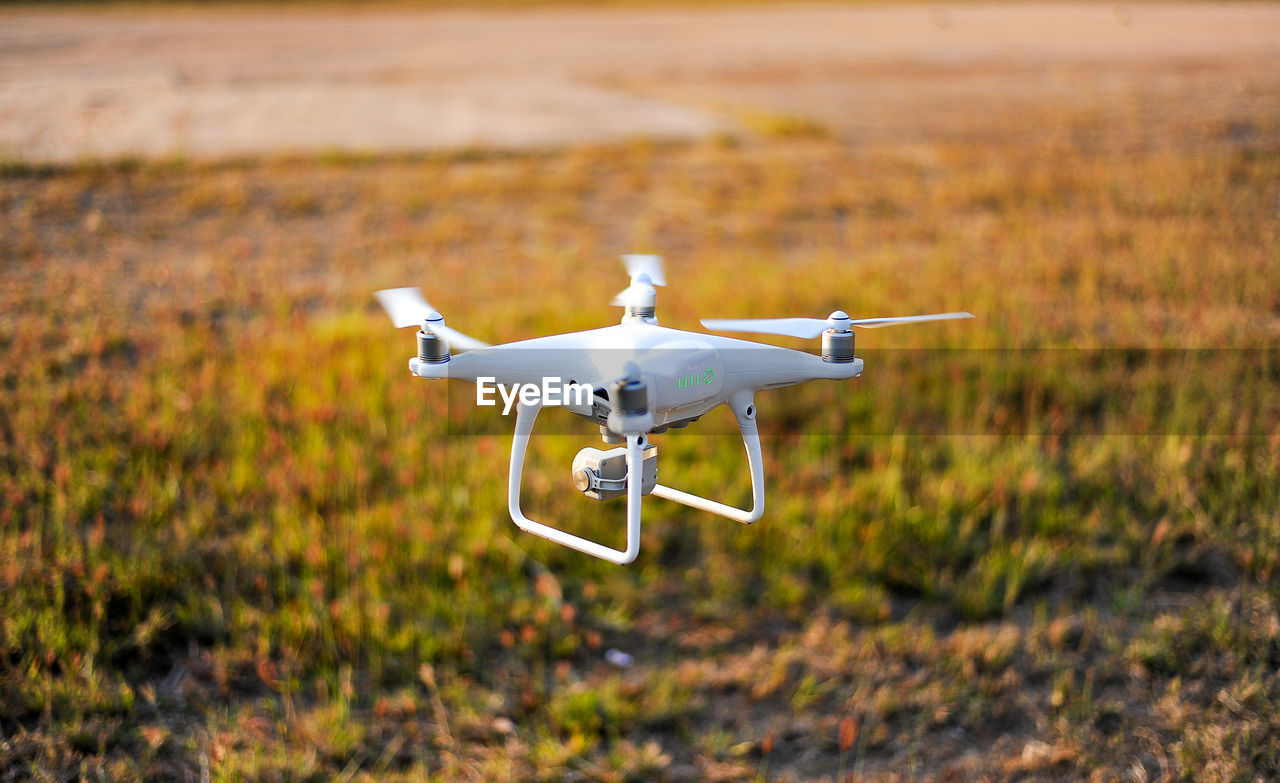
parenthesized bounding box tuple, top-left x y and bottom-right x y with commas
(508, 401, 645, 565)
(651, 391, 765, 524)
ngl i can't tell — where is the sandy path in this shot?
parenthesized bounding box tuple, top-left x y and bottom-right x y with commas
(1, 2, 1277, 161)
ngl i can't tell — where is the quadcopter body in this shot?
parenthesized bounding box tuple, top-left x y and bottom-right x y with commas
(377, 255, 971, 564)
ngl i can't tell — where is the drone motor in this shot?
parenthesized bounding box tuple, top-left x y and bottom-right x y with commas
(417, 317, 450, 364)
(822, 326, 855, 363)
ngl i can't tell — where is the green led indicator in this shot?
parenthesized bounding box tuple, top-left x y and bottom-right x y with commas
(677, 368, 716, 390)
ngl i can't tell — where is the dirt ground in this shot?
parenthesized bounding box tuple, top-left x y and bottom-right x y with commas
(2, 2, 1278, 161)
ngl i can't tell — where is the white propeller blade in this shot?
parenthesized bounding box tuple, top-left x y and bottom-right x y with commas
(430, 323, 489, 352)
(621, 254, 666, 286)
(702, 312, 974, 338)
(849, 312, 967, 327)
(375, 286, 434, 329)
(612, 254, 666, 309)
(848, 312, 975, 328)
(373, 287, 490, 351)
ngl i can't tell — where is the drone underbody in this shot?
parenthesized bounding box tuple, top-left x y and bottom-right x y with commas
(376, 255, 972, 565)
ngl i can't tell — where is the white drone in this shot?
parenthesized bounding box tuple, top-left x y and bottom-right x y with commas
(376, 255, 972, 565)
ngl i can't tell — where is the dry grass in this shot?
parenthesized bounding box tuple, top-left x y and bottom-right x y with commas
(2, 90, 1278, 782)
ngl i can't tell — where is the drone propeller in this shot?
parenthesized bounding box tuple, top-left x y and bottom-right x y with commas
(621, 254, 666, 286)
(701, 310, 974, 338)
(611, 254, 666, 308)
(373, 287, 489, 351)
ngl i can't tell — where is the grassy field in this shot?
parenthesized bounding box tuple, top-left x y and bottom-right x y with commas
(2, 93, 1279, 781)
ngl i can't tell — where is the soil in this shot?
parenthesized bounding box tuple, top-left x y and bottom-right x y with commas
(3, 2, 1278, 161)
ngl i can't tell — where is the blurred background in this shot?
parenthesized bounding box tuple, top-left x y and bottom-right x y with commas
(1, 2, 1278, 781)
